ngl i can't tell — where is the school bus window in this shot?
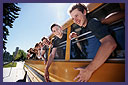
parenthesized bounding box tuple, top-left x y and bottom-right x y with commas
(70, 3, 125, 60)
(107, 21, 125, 58)
(70, 24, 99, 59)
(70, 24, 87, 59)
(52, 28, 68, 60)
(54, 40, 66, 59)
(70, 23, 125, 59)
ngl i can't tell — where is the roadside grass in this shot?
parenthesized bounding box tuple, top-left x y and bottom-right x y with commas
(3, 62, 17, 68)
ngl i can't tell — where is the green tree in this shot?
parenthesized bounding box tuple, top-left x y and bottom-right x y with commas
(3, 51, 13, 62)
(3, 3, 21, 50)
(13, 50, 27, 61)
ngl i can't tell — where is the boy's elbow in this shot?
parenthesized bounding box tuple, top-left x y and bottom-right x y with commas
(113, 41, 117, 49)
(108, 40, 117, 51)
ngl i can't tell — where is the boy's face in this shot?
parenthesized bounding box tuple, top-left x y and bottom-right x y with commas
(70, 9, 86, 27)
(42, 39, 49, 46)
(52, 26, 62, 37)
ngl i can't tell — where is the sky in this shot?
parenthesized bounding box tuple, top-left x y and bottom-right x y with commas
(6, 3, 73, 55)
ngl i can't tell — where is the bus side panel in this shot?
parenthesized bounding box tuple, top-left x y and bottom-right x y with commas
(25, 60, 125, 82)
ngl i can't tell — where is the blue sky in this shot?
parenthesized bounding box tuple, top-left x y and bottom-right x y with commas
(6, 3, 73, 54)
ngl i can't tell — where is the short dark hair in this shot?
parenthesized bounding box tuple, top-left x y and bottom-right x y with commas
(35, 43, 39, 47)
(27, 48, 33, 53)
(41, 37, 47, 41)
(50, 23, 61, 31)
(69, 3, 88, 14)
(27, 50, 29, 52)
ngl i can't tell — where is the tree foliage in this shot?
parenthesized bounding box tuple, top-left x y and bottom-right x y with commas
(13, 49, 27, 61)
(3, 51, 13, 62)
(3, 3, 21, 50)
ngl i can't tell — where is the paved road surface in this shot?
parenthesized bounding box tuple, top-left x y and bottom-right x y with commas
(3, 61, 25, 82)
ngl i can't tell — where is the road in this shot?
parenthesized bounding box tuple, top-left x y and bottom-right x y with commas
(3, 61, 25, 82)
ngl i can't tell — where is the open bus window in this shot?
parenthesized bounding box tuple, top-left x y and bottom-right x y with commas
(52, 36, 67, 59)
(108, 21, 125, 58)
(70, 20, 125, 59)
(69, 3, 125, 60)
(54, 43, 66, 59)
(70, 24, 99, 59)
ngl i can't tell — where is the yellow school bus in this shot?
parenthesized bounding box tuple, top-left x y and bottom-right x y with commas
(24, 3, 125, 82)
